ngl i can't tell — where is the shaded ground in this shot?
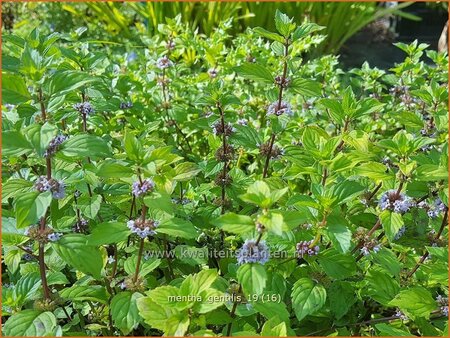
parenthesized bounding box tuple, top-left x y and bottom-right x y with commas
(341, 3, 447, 69)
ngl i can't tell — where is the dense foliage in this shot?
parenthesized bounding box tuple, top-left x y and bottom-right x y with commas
(2, 10, 449, 337)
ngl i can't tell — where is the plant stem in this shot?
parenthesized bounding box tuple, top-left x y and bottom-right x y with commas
(133, 204, 147, 283)
(133, 238, 145, 283)
(226, 284, 242, 336)
(407, 208, 448, 278)
(262, 39, 289, 179)
(367, 182, 382, 203)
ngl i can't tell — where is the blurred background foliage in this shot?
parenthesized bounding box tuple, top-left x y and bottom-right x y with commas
(1, 1, 447, 64)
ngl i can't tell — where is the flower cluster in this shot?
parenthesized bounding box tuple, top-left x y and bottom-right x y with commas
(214, 171, 233, 187)
(73, 102, 95, 115)
(394, 309, 409, 321)
(274, 75, 290, 88)
(259, 142, 284, 159)
(131, 178, 155, 198)
(166, 40, 175, 50)
(296, 240, 320, 258)
(208, 68, 218, 78)
(72, 218, 89, 233)
(215, 144, 234, 162)
(378, 190, 414, 213)
(120, 101, 133, 109)
(267, 100, 293, 116)
(34, 176, 66, 199)
(127, 218, 159, 238)
(44, 134, 67, 157)
(26, 225, 61, 244)
(171, 197, 191, 205)
(212, 121, 235, 136)
(156, 55, 173, 69)
(47, 232, 62, 242)
(354, 227, 382, 256)
(237, 118, 248, 126)
(426, 199, 447, 218)
(394, 226, 406, 240)
(236, 239, 270, 265)
(436, 295, 449, 316)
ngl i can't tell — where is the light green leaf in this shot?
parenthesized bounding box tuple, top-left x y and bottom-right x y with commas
(52, 234, 104, 279)
(3, 310, 57, 336)
(87, 222, 131, 246)
(291, 278, 326, 321)
(237, 263, 267, 296)
(111, 292, 143, 335)
(60, 134, 111, 158)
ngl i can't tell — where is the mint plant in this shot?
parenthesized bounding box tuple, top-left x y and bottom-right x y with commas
(2, 11, 448, 337)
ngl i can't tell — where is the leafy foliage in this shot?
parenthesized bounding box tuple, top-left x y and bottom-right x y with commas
(1, 9, 448, 338)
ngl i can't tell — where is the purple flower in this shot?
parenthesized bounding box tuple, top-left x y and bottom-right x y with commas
(267, 101, 293, 116)
(296, 240, 320, 258)
(44, 134, 68, 157)
(237, 118, 248, 126)
(127, 51, 137, 63)
(107, 256, 116, 264)
(127, 219, 159, 238)
(73, 102, 95, 116)
(427, 199, 447, 218)
(436, 295, 449, 316)
(361, 243, 381, 256)
(378, 190, 414, 213)
(120, 101, 133, 109)
(47, 232, 62, 242)
(236, 239, 270, 265)
(156, 56, 173, 69)
(394, 226, 406, 240)
(395, 309, 408, 321)
(208, 68, 218, 78)
(34, 177, 66, 199)
(132, 178, 155, 198)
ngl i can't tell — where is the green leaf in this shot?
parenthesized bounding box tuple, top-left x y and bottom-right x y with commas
(60, 285, 109, 304)
(253, 27, 284, 43)
(2, 73, 31, 104)
(145, 285, 180, 308)
(47, 70, 98, 98)
(366, 269, 400, 306)
(253, 301, 290, 323)
(237, 263, 267, 296)
(124, 129, 143, 162)
(239, 181, 272, 208)
(293, 22, 324, 40)
(415, 164, 447, 181)
(2, 179, 33, 202)
(261, 317, 287, 336)
(124, 256, 161, 278)
(14, 191, 52, 229)
(77, 195, 102, 220)
(3, 310, 57, 336)
(60, 134, 111, 158)
(136, 297, 179, 331)
(375, 323, 412, 336)
(291, 278, 326, 321)
(380, 210, 404, 242)
(158, 218, 198, 239)
(2, 130, 33, 157)
(317, 249, 357, 279)
(52, 234, 104, 279)
(97, 160, 134, 178)
(212, 213, 254, 235)
(291, 78, 321, 97)
(173, 162, 201, 181)
(15, 272, 41, 306)
(233, 64, 273, 84)
(389, 287, 436, 319)
(87, 222, 131, 246)
(326, 215, 352, 253)
(274, 10, 295, 37)
(329, 281, 355, 320)
(355, 162, 395, 181)
(26, 122, 58, 157)
(111, 292, 143, 335)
